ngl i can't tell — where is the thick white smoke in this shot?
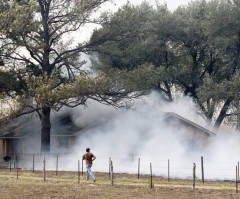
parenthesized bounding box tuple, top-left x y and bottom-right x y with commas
(17, 91, 240, 180)
(62, 91, 240, 180)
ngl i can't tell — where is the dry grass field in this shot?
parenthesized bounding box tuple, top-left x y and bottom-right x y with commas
(0, 169, 240, 199)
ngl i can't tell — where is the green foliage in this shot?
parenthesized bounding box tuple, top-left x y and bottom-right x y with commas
(0, 0, 37, 42)
(91, 2, 155, 69)
(1, 0, 240, 131)
(90, 0, 240, 129)
(91, 2, 176, 101)
(0, 70, 24, 95)
(0, 0, 146, 111)
(0, 0, 157, 152)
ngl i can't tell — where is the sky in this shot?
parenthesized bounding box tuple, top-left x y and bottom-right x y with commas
(77, 0, 193, 43)
(113, 0, 192, 11)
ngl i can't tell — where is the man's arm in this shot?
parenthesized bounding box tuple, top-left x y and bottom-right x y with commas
(92, 154, 96, 161)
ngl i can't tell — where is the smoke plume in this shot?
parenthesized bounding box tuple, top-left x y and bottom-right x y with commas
(16, 91, 240, 180)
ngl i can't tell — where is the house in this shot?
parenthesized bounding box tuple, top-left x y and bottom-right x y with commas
(162, 112, 215, 148)
(0, 111, 215, 166)
(0, 113, 83, 166)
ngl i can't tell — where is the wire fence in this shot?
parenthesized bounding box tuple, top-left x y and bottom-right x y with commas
(2, 153, 240, 193)
(0, 153, 239, 182)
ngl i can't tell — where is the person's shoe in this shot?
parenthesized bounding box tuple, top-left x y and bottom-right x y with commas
(93, 179, 96, 183)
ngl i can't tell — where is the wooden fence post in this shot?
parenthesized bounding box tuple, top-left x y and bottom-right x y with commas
(150, 162, 153, 189)
(168, 159, 170, 182)
(236, 165, 238, 194)
(16, 155, 19, 179)
(43, 155, 46, 182)
(138, 158, 140, 179)
(110, 160, 114, 186)
(201, 156, 204, 183)
(109, 157, 111, 180)
(193, 163, 196, 190)
(56, 155, 58, 176)
(238, 161, 239, 181)
(78, 160, 80, 184)
(32, 154, 35, 173)
(81, 159, 83, 176)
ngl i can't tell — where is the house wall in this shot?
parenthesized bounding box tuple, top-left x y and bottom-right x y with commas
(0, 139, 8, 156)
(164, 116, 210, 149)
(20, 136, 41, 154)
(1, 136, 77, 160)
(6, 139, 14, 156)
(0, 139, 27, 156)
(0, 137, 75, 155)
(182, 125, 209, 148)
(0, 139, 8, 166)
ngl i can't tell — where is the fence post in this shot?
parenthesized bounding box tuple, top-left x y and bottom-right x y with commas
(138, 158, 140, 179)
(236, 165, 238, 194)
(110, 160, 114, 186)
(43, 155, 46, 182)
(32, 154, 35, 173)
(109, 157, 111, 180)
(193, 163, 196, 190)
(78, 160, 80, 184)
(16, 155, 19, 179)
(168, 159, 170, 182)
(201, 156, 204, 183)
(81, 159, 83, 176)
(238, 161, 239, 181)
(150, 162, 153, 189)
(56, 155, 58, 176)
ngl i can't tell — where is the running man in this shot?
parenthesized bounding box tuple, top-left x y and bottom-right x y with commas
(82, 148, 96, 182)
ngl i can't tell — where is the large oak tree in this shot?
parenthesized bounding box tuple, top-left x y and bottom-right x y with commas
(0, 0, 155, 152)
(92, 0, 240, 130)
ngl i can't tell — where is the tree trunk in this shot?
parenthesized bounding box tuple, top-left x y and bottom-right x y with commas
(214, 98, 232, 129)
(41, 106, 51, 153)
(236, 101, 240, 131)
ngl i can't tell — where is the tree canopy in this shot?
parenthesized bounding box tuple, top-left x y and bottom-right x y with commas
(1, 0, 240, 153)
(91, 0, 240, 130)
(0, 0, 156, 152)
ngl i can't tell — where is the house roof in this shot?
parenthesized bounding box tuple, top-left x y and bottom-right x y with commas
(0, 111, 215, 139)
(0, 121, 30, 138)
(163, 112, 216, 137)
(0, 113, 82, 139)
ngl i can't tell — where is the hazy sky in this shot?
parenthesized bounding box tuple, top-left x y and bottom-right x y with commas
(78, 0, 192, 43)
(113, 0, 192, 11)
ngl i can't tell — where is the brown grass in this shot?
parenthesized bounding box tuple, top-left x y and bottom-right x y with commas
(0, 169, 239, 199)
